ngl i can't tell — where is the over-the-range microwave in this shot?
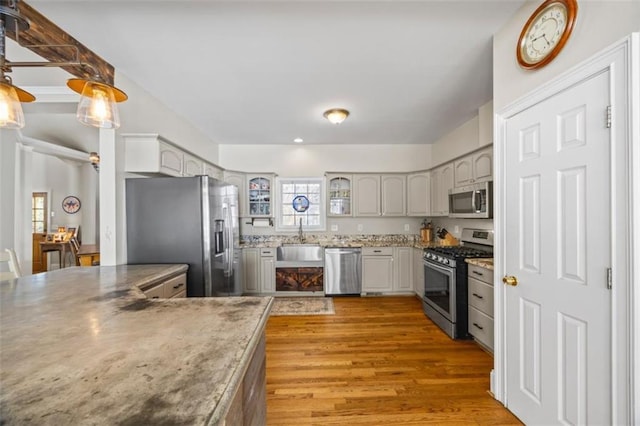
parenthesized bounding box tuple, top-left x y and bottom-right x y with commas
(448, 181, 493, 219)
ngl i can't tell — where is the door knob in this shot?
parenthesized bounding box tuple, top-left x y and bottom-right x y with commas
(502, 275, 518, 286)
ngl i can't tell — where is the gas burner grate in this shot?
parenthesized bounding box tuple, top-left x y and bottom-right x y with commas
(427, 246, 492, 259)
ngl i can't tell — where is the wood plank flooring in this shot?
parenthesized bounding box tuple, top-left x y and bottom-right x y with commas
(266, 296, 522, 425)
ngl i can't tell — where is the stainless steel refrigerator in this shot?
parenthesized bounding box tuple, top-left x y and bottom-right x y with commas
(126, 176, 242, 297)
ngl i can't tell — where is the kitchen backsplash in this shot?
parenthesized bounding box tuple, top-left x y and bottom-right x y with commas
(427, 218, 493, 239)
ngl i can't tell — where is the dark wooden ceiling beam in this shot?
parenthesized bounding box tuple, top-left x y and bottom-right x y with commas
(6, 0, 114, 85)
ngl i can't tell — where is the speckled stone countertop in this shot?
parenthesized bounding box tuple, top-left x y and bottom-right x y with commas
(0, 265, 273, 425)
(240, 234, 454, 249)
(466, 258, 494, 270)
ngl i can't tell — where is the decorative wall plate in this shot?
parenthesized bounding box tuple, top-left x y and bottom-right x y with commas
(62, 196, 81, 214)
(292, 195, 310, 212)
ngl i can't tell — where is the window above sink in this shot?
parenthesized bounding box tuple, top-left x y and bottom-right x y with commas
(275, 177, 326, 232)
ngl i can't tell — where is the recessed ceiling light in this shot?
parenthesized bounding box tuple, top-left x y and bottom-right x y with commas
(293, 137, 304, 143)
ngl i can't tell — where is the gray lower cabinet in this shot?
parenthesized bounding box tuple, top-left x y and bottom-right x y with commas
(222, 332, 267, 425)
(413, 248, 424, 299)
(467, 263, 494, 352)
(242, 248, 260, 294)
(393, 247, 413, 293)
(259, 248, 276, 293)
(362, 247, 413, 294)
(141, 273, 187, 299)
(362, 247, 394, 292)
(242, 248, 275, 294)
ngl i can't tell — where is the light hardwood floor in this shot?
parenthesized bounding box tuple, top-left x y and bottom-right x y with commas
(266, 296, 522, 425)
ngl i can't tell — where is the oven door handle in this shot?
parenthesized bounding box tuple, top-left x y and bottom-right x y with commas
(423, 258, 455, 275)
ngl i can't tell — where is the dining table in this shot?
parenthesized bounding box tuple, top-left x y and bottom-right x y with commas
(39, 240, 71, 270)
(77, 244, 100, 267)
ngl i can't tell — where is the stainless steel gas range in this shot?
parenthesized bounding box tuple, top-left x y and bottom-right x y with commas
(422, 228, 493, 339)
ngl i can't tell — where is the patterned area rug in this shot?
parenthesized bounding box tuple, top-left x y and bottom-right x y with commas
(270, 297, 335, 316)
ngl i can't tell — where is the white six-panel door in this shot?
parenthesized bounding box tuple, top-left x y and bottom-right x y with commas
(504, 70, 612, 424)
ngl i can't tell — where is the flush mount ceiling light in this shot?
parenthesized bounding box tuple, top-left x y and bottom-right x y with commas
(293, 137, 303, 143)
(323, 108, 349, 125)
(0, 0, 128, 130)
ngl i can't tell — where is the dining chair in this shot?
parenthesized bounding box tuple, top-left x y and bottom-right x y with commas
(69, 238, 81, 267)
(0, 249, 22, 280)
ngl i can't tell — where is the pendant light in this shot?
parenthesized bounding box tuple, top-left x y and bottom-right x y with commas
(0, 75, 33, 128)
(67, 78, 127, 129)
(0, 0, 128, 130)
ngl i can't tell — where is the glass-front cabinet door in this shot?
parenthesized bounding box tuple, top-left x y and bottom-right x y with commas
(326, 174, 353, 216)
(246, 174, 273, 217)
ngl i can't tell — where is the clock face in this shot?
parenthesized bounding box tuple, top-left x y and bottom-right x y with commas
(517, 0, 577, 69)
(522, 4, 567, 63)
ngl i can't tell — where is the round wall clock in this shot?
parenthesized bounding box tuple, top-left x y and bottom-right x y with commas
(516, 0, 577, 70)
(62, 196, 81, 214)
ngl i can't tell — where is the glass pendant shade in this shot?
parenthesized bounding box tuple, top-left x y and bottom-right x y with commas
(68, 79, 127, 129)
(75, 81, 120, 129)
(0, 82, 27, 129)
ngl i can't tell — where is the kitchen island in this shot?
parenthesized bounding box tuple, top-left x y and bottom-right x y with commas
(0, 265, 272, 425)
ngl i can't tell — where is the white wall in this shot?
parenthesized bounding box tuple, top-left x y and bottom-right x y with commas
(219, 144, 432, 176)
(428, 99, 494, 168)
(493, 0, 640, 110)
(429, 116, 479, 168)
(0, 131, 17, 262)
(116, 72, 220, 165)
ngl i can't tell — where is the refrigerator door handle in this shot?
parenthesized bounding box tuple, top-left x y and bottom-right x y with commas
(223, 204, 233, 277)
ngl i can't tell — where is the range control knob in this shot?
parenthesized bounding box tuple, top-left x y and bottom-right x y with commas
(442, 258, 449, 265)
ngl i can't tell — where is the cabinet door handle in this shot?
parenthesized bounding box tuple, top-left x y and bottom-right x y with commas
(472, 293, 483, 299)
(373, 250, 381, 253)
(152, 296, 160, 299)
(473, 322, 484, 330)
(173, 283, 184, 290)
(472, 270, 484, 276)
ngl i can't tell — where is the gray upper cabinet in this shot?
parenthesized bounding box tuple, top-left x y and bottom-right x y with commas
(407, 172, 431, 217)
(326, 174, 353, 217)
(381, 175, 406, 216)
(246, 174, 275, 217)
(224, 171, 247, 217)
(454, 146, 493, 187)
(430, 163, 454, 216)
(353, 174, 381, 216)
(182, 152, 203, 177)
(353, 174, 406, 217)
(203, 162, 224, 180)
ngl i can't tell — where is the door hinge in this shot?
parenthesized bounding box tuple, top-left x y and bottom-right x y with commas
(606, 105, 612, 128)
(606, 268, 612, 290)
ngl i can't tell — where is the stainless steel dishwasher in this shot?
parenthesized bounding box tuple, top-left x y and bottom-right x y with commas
(324, 248, 362, 295)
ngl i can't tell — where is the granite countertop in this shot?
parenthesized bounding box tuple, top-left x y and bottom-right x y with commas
(0, 265, 273, 425)
(466, 257, 494, 270)
(241, 239, 453, 249)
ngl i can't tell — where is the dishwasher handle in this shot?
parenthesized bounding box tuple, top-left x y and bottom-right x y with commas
(325, 248, 361, 255)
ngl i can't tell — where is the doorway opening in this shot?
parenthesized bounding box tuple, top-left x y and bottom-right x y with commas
(32, 192, 48, 273)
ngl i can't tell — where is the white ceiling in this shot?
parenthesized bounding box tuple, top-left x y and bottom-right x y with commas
(20, 1, 526, 146)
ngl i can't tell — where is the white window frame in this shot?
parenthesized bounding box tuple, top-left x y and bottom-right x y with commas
(275, 177, 326, 232)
